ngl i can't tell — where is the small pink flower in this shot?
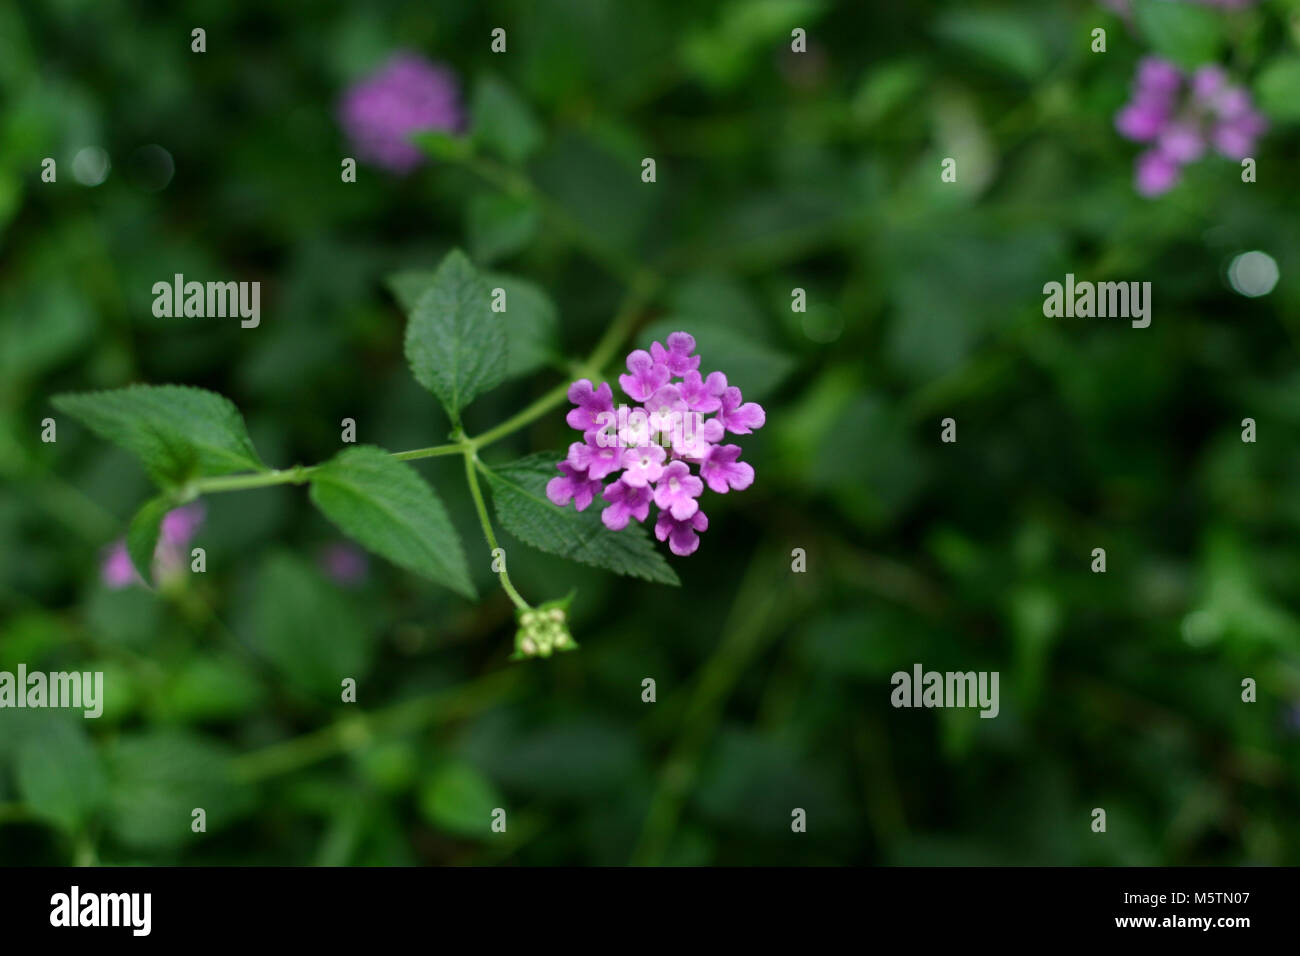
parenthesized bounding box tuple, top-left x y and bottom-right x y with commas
(547, 461, 604, 512)
(699, 444, 755, 494)
(653, 461, 703, 521)
(620, 443, 667, 488)
(649, 332, 700, 376)
(568, 434, 623, 480)
(618, 350, 670, 402)
(565, 379, 615, 432)
(601, 479, 652, 531)
(669, 415, 723, 460)
(715, 387, 766, 434)
(654, 510, 709, 556)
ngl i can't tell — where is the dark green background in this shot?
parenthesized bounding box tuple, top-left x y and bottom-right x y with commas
(2, 0, 1299, 865)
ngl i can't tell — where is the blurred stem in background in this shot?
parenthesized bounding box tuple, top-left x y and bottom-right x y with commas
(232, 669, 520, 782)
(631, 540, 801, 866)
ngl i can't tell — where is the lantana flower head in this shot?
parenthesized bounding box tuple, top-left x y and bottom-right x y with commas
(338, 52, 464, 175)
(547, 332, 765, 556)
(1115, 56, 1267, 197)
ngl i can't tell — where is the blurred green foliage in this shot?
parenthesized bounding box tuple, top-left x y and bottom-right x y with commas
(3, 0, 1300, 865)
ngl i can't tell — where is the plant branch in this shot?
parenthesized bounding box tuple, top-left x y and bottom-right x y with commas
(463, 448, 529, 611)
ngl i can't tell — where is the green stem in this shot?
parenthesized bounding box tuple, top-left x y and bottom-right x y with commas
(193, 466, 316, 494)
(468, 381, 570, 451)
(390, 443, 468, 462)
(462, 449, 529, 611)
(191, 272, 660, 499)
(231, 669, 520, 782)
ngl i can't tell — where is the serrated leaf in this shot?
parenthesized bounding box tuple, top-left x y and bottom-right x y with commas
(482, 271, 559, 378)
(390, 267, 555, 381)
(309, 445, 475, 598)
(51, 385, 264, 487)
(471, 74, 544, 164)
(126, 494, 175, 584)
(484, 454, 679, 586)
(403, 249, 507, 421)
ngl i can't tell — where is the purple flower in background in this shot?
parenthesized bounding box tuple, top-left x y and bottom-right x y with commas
(101, 502, 205, 589)
(1115, 57, 1267, 197)
(550, 332, 764, 556)
(319, 542, 369, 587)
(101, 542, 137, 588)
(338, 52, 463, 175)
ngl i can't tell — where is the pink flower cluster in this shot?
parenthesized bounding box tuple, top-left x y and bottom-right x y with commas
(1115, 58, 1267, 197)
(338, 52, 463, 175)
(547, 333, 765, 556)
(101, 502, 205, 588)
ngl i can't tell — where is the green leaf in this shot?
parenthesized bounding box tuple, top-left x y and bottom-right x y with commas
(309, 445, 475, 598)
(419, 760, 503, 839)
(244, 552, 371, 695)
(682, 0, 825, 91)
(483, 454, 679, 586)
(471, 74, 544, 164)
(852, 60, 927, 127)
(51, 384, 264, 487)
(391, 264, 554, 380)
(16, 718, 107, 832)
(126, 494, 175, 583)
(1132, 0, 1219, 69)
(402, 249, 507, 421)
(107, 730, 250, 850)
(467, 192, 541, 264)
(482, 271, 560, 378)
(1256, 56, 1300, 123)
(933, 11, 1048, 80)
